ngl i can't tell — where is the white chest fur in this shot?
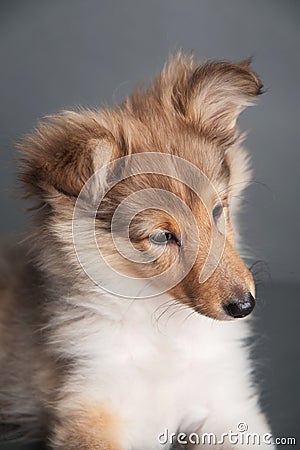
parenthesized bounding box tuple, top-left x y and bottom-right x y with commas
(53, 292, 255, 449)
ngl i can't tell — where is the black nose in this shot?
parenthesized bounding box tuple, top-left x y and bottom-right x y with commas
(224, 293, 255, 318)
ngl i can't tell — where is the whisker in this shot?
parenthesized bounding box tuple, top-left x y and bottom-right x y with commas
(152, 296, 196, 328)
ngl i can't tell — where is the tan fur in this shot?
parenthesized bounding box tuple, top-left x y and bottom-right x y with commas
(50, 403, 125, 450)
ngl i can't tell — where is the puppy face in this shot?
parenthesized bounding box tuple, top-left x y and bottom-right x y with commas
(20, 53, 262, 321)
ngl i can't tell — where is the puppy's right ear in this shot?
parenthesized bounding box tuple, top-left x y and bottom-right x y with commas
(19, 111, 119, 204)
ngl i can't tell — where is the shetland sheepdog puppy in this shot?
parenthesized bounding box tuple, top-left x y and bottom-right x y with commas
(0, 53, 273, 449)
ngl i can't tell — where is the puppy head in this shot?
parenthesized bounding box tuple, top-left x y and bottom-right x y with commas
(20, 53, 262, 320)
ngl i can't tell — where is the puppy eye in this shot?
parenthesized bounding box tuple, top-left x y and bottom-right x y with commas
(149, 230, 175, 245)
(212, 204, 223, 222)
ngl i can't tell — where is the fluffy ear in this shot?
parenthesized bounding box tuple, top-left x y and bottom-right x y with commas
(19, 111, 117, 202)
(185, 59, 263, 145)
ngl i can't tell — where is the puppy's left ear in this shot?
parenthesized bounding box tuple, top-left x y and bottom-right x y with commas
(19, 111, 119, 205)
(186, 60, 263, 144)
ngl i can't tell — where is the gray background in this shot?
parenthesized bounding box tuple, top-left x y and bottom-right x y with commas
(0, 0, 299, 448)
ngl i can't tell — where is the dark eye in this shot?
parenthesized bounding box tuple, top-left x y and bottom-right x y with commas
(149, 230, 175, 245)
(212, 204, 223, 222)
